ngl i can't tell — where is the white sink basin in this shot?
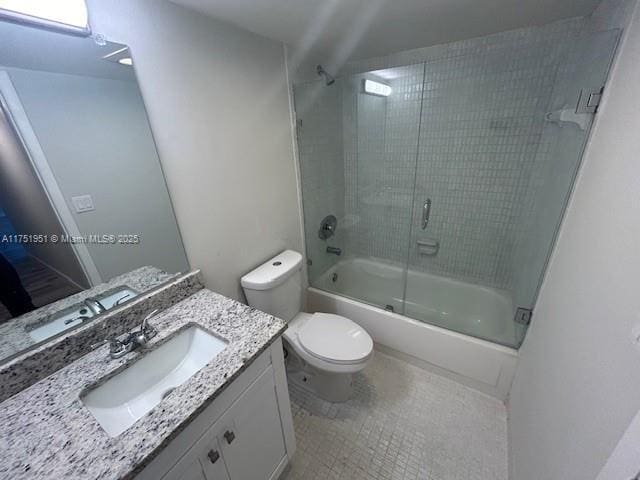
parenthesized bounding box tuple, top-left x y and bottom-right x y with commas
(82, 326, 227, 437)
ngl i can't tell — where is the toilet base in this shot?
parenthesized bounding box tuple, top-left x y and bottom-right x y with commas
(284, 344, 354, 402)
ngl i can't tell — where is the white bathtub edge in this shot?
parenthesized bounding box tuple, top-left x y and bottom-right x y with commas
(307, 287, 519, 401)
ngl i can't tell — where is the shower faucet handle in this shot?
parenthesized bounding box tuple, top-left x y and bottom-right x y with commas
(318, 215, 337, 240)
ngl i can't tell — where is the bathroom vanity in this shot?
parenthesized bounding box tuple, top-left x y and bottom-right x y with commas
(137, 335, 293, 480)
(0, 287, 295, 480)
(0, 15, 294, 480)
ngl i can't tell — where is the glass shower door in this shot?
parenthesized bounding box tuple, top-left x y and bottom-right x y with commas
(402, 28, 621, 348)
(295, 64, 425, 314)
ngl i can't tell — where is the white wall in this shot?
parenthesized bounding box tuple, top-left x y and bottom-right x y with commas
(86, 0, 303, 300)
(596, 409, 640, 479)
(508, 1, 640, 479)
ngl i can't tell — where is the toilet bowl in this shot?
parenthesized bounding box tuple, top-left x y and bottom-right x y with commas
(282, 311, 373, 402)
(241, 250, 373, 402)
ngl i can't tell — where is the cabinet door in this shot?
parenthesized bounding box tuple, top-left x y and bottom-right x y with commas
(163, 434, 230, 480)
(218, 368, 286, 480)
(165, 459, 207, 480)
(200, 438, 231, 480)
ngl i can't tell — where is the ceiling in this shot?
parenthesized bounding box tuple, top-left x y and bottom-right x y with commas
(171, 0, 601, 63)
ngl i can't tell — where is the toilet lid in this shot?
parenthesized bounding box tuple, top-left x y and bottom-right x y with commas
(297, 313, 373, 364)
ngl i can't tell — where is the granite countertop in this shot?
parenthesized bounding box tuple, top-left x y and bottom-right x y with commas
(0, 266, 176, 361)
(0, 289, 287, 480)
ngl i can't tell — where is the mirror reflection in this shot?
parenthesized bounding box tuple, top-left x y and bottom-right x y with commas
(0, 21, 189, 362)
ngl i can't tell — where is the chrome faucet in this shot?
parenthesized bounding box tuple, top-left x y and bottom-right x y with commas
(92, 309, 159, 359)
(91, 337, 129, 359)
(84, 297, 106, 315)
(129, 309, 159, 347)
(326, 246, 342, 256)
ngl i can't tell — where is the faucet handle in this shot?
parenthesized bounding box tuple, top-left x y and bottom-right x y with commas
(91, 337, 126, 356)
(140, 309, 159, 338)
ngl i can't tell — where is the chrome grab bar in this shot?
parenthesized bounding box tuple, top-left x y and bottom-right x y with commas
(422, 199, 432, 230)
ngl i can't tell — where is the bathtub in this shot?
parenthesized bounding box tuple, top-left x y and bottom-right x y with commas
(307, 257, 520, 399)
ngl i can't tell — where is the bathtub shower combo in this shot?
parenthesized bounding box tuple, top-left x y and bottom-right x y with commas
(294, 20, 620, 398)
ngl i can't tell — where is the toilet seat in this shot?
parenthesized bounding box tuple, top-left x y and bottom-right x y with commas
(297, 313, 373, 365)
(284, 312, 373, 373)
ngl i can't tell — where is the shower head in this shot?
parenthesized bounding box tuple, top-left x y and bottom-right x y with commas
(316, 64, 335, 86)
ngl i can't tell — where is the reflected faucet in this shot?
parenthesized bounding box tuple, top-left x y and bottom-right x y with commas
(84, 297, 106, 315)
(326, 246, 342, 256)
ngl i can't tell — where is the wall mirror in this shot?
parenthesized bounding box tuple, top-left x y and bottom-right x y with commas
(0, 20, 190, 364)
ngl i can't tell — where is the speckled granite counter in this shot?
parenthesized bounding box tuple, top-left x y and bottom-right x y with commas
(0, 271, 203, 402)
(0, 289, 286, 480)
(0, 266, 176, 361)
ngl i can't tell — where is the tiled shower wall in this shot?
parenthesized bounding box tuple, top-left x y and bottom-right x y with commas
(295, 14, 614, 309)
(294, 82, 345, 282)
(341, 18, 587, 297)
(344, 65, 425, 265)
(508, 19, 622, 307)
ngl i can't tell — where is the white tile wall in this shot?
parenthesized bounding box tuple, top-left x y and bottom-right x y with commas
(295, 15, 609, 312)
(345, 19, 587, 296)
(508, 27, 621, 307)
(295, 82, 345, 282)
(408, 30, 577, 289)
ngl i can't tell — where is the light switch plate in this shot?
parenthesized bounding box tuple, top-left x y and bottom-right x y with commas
(71, 194, 95, 213)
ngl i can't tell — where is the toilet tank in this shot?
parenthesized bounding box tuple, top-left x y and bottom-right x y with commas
(240, 250, 303, 322)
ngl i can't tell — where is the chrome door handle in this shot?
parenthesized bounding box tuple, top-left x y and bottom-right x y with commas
(422, 199, 432, 230)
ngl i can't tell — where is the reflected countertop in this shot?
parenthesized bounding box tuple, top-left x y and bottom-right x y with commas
(0, 266, 176, 362)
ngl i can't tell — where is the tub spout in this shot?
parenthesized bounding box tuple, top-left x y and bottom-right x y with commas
(326, 246, 342, 256)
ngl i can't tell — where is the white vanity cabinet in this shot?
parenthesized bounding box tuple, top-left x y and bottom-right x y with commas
(137, 338, 295, 480)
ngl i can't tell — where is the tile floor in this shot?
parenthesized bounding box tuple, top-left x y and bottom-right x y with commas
(281, 352, 507, 480)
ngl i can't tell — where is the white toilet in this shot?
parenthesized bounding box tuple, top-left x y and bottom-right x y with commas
(241, 250, 373, 402)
